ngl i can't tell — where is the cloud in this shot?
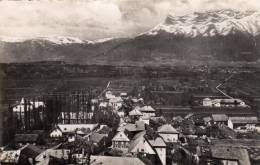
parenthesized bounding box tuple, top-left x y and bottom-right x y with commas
(0, 0, 259, 40)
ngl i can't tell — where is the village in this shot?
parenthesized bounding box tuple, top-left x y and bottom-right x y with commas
(0, 79, 260, 165)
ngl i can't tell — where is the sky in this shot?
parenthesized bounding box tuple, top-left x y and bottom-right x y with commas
(0, 0, 259, 40)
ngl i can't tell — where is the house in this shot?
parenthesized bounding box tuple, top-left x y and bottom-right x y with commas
(85, 132, 107, 147)
(12, 98, 45, 113)
(117, 108, 125, 118)
(212, 114, 228, 125)
(14, 134, 43, 145)
(35, 144, 70, 163)
(117, 121, 146, 135)
(157, 124, 179, 143)
(149, 137, 167, 165)
(105, 91, 116, 100)
(0, 148, 22, 164)
(140, 116, 150, 125)
(19, 144, 42, 165)
(0, 145, 42, 165)
(209, 146, 251, 165)
(49, 124, 99, 138)
(203, 116, 212, 126)
(49, 127, 63, 138)
(108, 97, 123, 111)
(128, 131, 156, 155)
(129, 108, 143, 122)
(58, 111, 94, 124)
(139, 106, 156, 119)
(89, 156, 146, 165)
(112, 131, 130, 150)
(228, 116, 259, 129)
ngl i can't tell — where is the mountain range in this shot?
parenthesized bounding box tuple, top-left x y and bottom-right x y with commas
(1, 9, 260, 66)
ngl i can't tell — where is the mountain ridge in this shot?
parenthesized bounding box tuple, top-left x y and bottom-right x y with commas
(0, 9, 260, 66)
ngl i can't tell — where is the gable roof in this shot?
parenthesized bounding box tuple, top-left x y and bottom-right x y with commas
(129, 109, 143, 116)
(210, 146, 251, 165)
(229, 116, 259, 124)
(91, 156, 145, 165)
(35, 148, 70, 162)
(139, 106, 156, 112)
(148, 137, 166, 147)
(57, 124, 98, 133)
(212, 114, 228, 122)
(20, 144, 42, 159)
(88, 133, 107, 144)
(128, 131, 155, 154)
(112, 131, 130, 142)
(157, 124, 179, 134)
(203, 116, 212, 123)
(117, 121, 145, 132)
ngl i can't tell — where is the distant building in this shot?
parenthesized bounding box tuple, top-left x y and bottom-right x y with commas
(129, 108, 143, 122)
(128, 131, 156, 155)
(228, 116, 259, 129)
(85, 132, 107, 148)
(112, 131, 130, 150)
(139, 106, 156, 119)
(212, 114, 228, 125)
(206, 146, 251, 165)
(108, 97, 123, 111)
(202, 98, 247, 107)
(157, 124, 179, 143)
(49, 124, 99, 138)
(148, 137, 167, 165)
(12, 98, 45, 113)
(58, 111, 94, 124)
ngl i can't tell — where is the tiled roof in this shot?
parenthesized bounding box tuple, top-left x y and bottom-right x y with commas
(128, 131, 150, 153)
(88, 133, 107, 144)
(229, 116, 258, 124)
(21, 144, 42, 158)
(129, 109, 143, 116)
(148, 137, 166, 147)
(139, 106, 156, 112)
(117, 121, 145, 132)
(157, 124, 179, 134)
(212, 114, 228, 122)
(112, 131, 130, 142)
(91, 156, 146, 165)
(210, 146, 251, 165)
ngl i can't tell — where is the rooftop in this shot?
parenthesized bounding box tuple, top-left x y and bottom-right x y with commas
(139, 106, 156, 112)
(212, 114, 228, 122)
(229, 116, 259, 124)
(148, 137, 166, 147)
(210, 146, 251, 165)
(91, 156, 145, 165)
(157, 124, 179, 134)
(117, 121, 145, 132)
(129, 108, 143, 116)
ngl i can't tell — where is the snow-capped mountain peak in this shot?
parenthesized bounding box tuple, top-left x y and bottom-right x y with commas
(38, 36, 85, 44)
(145, 9, 260, 37)
(0, 36, 114, 45)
